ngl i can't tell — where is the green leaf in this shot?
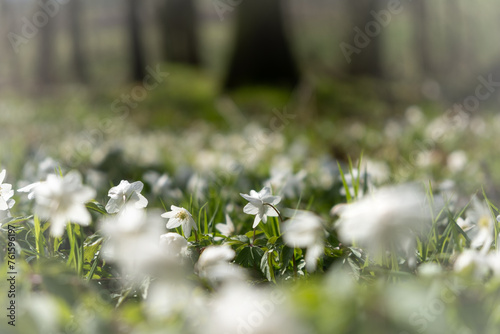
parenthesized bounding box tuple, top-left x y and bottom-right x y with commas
(2, 215, 33, 226)
(337, 162, 352, 203)
(281, 246, 295, 269)
(235, 246, 264, 268)
(86, 201, 108, 215)
(260, 250, 276, 282)
(83, 235, 103, 264)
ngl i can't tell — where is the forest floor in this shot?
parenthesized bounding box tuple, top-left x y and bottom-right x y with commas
(1, 69, 500, 334)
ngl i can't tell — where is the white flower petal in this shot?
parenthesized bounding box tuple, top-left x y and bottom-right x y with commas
(262, 195, 281, 205)
(258, 186, 271, 198)
(128, 181, 144, 194)
(134, 194, 148, 209)
(105, 199, 123, 214)
(67, 205, 92, 226)
(161, 211, 175, 219)
(166, 218, 182, 229)
(252, 215, 261, 228)
(243, 203, 260, 215)
(265, 206, 279, 217)
(0, 198, 8, 211)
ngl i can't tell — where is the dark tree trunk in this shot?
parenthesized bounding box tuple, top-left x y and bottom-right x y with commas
(223, 0, 300, 90)
(68, 0, 88, 83)
(128, 0, 146, 82)
(347, 0, 384, 78)
(159, 0, 199, 65)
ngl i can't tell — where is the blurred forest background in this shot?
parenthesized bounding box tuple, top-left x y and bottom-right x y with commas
(1, 0, 500, 193)
(1, 0, 499, 101)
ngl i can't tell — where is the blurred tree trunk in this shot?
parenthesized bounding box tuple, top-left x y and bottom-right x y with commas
(158, 0, 199, 65)
(347, 0, 383, 78)
(68, 0, 88, 83)
(413, 1, 432, 76)
(37, 10, 56, 85)
(223, 0, 299, 90)
(1, 0, 21, 86)
(128, 0, 146, 82)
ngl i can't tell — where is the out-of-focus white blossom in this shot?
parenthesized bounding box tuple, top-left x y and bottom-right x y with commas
(460, 198, 495, 253)
(0, 169, 15, 211)
(159, 232, 189, 258)
(187, 173, 208, 201)
(405, 105, 425, 125)
(203, 283, 302, 334)
(265, 165, 306, 199)
(335, 184, 431, 260)
(196, 245, 244, 283)
(338, 168, 373, 199)
(283, 210, 325, 272)
(216, 212, 235, 237)
(100, 205, 168, 281)
(143, 170, 182, 199)
(33, 171, 95, 237)
(454, 249, 490, 279)
(447, 150, 468, 173)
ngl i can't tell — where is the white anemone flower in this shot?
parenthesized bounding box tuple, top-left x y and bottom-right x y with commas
(204, 283, 303, 334)
(100, 205, 167, 281)
(454, 249, 490, 279)
(105, 180, 148, 214)
(161, 205, 198, 238)
(335, 184, 431, 260)
(240, 186, 281, 228)
(283, 210, 325, 272)
(34, 171, 95, 237)
(215, 212, 235, 237)
(159, 232, 189, 258)
(0, 169, 15, 211)
(18, 182, 41, 200)
(196, 245, 244, 283)
(265, 166, 307, 199)
(462, 198, 495, 253)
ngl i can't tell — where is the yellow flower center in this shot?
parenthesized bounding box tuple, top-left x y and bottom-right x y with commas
(176, 210, 189, 221)
(478, 216, 490, 229)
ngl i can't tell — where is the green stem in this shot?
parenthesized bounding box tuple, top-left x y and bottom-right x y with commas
(265, 203, 297, 278)
(292, 250, 298, 279)
(34, 215, 43, 259)
(87, 251, 100, 281)
(264, 203, 284, 223)
(66, 223, 76, 271)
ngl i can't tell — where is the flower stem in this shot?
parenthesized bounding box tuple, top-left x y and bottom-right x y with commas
(252, 228, 256, 245)
(292, 250, 298, 279)
(264, 203, 284, 223)
(264, 203, 298, 277)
